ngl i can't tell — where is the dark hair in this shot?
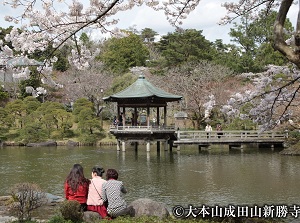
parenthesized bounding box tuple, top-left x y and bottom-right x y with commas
(106, 169, 119, 180)
(92, 166, 105, 177)
(66, 164, 89, 192)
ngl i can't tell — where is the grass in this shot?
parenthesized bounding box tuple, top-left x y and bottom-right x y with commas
(45, 215, 285, 223)
(47, 215, 219, 223)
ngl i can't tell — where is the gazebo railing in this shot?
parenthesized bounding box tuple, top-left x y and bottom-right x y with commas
(110, 125, 176, 131)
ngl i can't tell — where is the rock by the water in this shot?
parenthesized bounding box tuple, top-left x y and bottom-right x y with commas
(27, 141, 57, 147)
(45, 193, 64, 205)
(83, 211, 101, 222)
(67, 140, 79, 147)
(128, 198, 169, 219)
(0, 216, 17, 223)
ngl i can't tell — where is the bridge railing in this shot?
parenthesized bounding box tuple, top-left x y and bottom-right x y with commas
(177, 130, 287, 140)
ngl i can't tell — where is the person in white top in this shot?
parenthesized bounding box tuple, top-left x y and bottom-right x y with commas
(205, 124, 212, 138)
(86, 166, 108, 219)
(205, 124, 212, 132)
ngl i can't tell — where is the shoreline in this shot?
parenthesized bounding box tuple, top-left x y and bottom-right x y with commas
(0, 194, 64, 223)
(0, 140, 117, 147)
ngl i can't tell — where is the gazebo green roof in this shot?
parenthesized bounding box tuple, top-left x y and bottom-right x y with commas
(104, 75, 182, 106)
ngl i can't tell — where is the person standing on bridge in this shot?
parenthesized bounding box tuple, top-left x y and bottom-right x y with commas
(205, 124, 212, 138)
(216, 124, 223, 138)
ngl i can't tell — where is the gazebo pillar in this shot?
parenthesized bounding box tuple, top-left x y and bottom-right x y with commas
(157, 107, 160, 126)
(164, 106, 167, 126)
(134, 107, 137, 126)
(117, 107, 120, 123)
(147, 107, 150, 127)
(122, 107, 126, 126)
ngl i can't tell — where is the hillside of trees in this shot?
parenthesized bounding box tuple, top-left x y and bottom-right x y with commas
(0, 11, 299, 144)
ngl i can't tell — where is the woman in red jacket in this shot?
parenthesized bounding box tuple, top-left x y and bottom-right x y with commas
(64, 164, 90, 211)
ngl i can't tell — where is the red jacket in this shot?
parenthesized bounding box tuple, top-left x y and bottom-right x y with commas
(64, 181, 89, 204)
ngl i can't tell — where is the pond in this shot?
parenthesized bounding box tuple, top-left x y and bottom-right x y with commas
(1, 144, 300, 220)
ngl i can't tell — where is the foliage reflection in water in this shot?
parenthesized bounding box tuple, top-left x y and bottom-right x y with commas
(1, 145, 300, 210)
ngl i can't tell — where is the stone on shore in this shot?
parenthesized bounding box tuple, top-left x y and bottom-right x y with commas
(27, 141, 57, 147)
(83, 211, 101, 223)
(66, 140, 79, 147)
(128, 198, 169, 219)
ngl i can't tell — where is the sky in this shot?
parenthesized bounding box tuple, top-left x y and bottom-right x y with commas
(0, 0, 299, 44)
(111, 0, 234, 43)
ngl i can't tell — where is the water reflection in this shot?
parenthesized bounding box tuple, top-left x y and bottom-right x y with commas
(1, 145, 300, 210)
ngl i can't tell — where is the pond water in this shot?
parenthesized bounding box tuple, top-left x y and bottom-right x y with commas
(1, 145, 300, 219)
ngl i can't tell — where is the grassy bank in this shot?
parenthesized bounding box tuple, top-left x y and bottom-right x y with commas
(46, 215, 284, 223)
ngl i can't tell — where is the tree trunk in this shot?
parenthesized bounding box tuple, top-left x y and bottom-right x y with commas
(274, 0, 300, 68)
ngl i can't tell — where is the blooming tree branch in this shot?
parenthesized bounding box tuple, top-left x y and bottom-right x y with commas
(222, 64, 300, 130)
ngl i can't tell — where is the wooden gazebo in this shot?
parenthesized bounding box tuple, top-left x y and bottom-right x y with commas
(104, 75, 182, 151)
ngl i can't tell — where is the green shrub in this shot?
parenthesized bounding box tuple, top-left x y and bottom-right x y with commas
(226, 118, 256, 130)
(78, 133, 98, 145)
(50, 130, 64, 140)
(18, 124, 48, 143)
(289, 130, 300, 140)
(59, 200, 83, 223)
(63, 129, 75, 138)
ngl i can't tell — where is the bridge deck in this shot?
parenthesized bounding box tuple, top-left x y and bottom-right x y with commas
(109, 126, 287, 147)
(174, 130, 287, 146)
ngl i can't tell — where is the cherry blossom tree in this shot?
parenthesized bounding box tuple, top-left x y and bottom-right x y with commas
(220, 1, 300, 130)
(2, 0, 299, 69)
(222, 0, 300, 67)
(56, 61, 113, 116)
(145, 61, 235, 129)
(2, 0, 300, 130)
(221, 64, 300, 130)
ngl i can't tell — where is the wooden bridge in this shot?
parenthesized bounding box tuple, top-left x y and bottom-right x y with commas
(110, 126, 287, 151)
(174, 130, 287, 149)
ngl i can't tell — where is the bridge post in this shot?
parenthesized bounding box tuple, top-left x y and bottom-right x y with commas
(157, 141, 160, 152)
(177, 145, 180, 151)
(164, 141, 168, 151)
(117, 140, 121, 151)
(169, 140, 173, 152)
(134, 142, 138, 151)
(146, 141, 151, 152)
(122, 141, 126, 152)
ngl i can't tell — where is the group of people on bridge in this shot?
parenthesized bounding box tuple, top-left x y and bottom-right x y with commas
(205, 123, 223, 138)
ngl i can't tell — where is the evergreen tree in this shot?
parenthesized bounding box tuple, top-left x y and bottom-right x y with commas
(228, 11, 293, 73)
(140, 28, 158, 42)
(99, 33, 150, 73)
(157, 29, 213, 68)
